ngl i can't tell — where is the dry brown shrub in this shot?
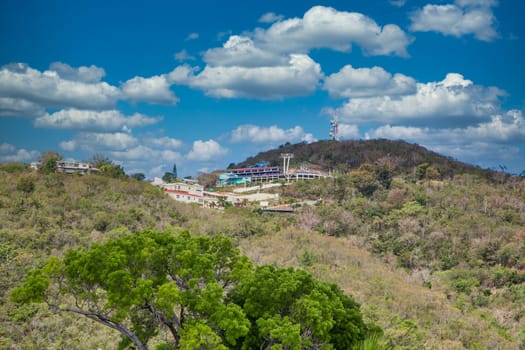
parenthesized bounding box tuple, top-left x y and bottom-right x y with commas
(397, 218, 421, 235)
(386, 188, 407, 208)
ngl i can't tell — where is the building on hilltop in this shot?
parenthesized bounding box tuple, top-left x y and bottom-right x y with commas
(220, 166, 283, 185)
(56, 161, 99, 174)
(218, 172, 252, 186)
(217, 162, 331, 186)
(161, 181, 204, 206)
(30, 161, 99, 174)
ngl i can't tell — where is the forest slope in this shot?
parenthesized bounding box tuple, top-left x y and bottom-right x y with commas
(1, 163, 524, 349)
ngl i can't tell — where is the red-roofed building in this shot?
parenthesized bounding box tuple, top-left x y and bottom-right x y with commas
(162, 181, 204, 205)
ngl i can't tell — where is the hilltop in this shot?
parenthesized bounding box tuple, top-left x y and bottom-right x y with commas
(232, 139, 502, 180)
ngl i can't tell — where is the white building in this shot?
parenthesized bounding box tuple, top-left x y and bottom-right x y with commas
(56, 161, 98, 174)
(30, 161, 99, 174)
(162, 181, 204, 205)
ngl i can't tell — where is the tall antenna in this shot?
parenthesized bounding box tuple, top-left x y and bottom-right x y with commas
(280, 153, 294, 180)
(329, 109, 339, 141)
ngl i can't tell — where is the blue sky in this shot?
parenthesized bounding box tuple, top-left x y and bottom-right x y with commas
(1, 0, 524, 178)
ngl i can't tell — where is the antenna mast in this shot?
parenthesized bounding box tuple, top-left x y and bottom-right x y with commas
(329, 109, 339, 141)
(280, 153, 294, 182)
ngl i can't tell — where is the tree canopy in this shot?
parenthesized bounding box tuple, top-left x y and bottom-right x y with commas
(38, 151, 62, 174)
(11, 230, 372, 349)
(162, 172, 177, 183)
(228, 265, 371, 349)
(90, 153, 127, 178)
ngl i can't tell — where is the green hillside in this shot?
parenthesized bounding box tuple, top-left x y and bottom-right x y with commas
(1, 155, 524, 349)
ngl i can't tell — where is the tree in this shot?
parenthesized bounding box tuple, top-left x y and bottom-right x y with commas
(89, 154, 126, 178)
(162, 172, 176, 183)
(99, 163, 126, 178)
(228, 265, 371, 349)
(172, 163, 178, 179)
(11, 230, 252, 349)
(131, 173, 146, 181)
(198, 172, 219, 190)
(416, 163, 429, 180)
(349, 169, 380, 197)
(89, 153, 114, 169)
(425, 166, 441, 180)
(11, 231, 374, 349)
(38, 151, 62, 174)
(16, 176, 35, 194)
(374, 165, 392, 189)
(160, 164, 179, 183)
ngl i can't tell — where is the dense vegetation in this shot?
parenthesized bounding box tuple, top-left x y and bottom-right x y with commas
(1, 142, 524, 349)
(272, 168, 525, 349)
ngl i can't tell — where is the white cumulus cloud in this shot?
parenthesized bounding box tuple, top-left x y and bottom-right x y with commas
(60, 132, 138, 152)
(145, 136, 184, 149)
(337, 124, 361, 139)
(410, 0, 498, 41)
(231, 124, 315, 144)
(0, 63, 121, 111)
(108, 145, 183, 179)
(122, 74, 179, 105)
(339, 73, 504, 124)
(0, 97, 45, 117)
(0, 143, 40, 162)
(254, 6, 412, 57)
(389, 0, 407, 7)
(34, 109, 161, 132)
(168, 5, 412, 100)
(174, 49, 196, 62)
(109, 145, 181, 161)
(365, 109, 525, 167)
(171, 54, 322, 99)
(203, 36, 287, 67)
(324, 65, 417, 98)
(258, 12, 285, 23)
(186, 139, 228, 161)
(49, 62, 106, 83)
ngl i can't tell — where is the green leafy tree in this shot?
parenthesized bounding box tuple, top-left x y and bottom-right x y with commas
(89, 153, 113, 169)
(131, 173, 146, 181)
(11, 230, 374, 349)
(38, 151, 62, 174)
(349, 169, 379, 197)
(11, 230, 252, 349)
(374, 165, 392, 189)
(172, 163, 178, 179)
(415, 163, 429, 180)
(162, 172, 176, 183)
(16, 176, 35, 194)
(100, 163, 126, 178)
(228, 265, 370, 349)
(425, 166, 440, 180)
(89, 154, 126, 178)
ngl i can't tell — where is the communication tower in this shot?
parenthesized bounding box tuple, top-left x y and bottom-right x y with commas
(280, 153, 294, 177)
(329, 109, 339, 141)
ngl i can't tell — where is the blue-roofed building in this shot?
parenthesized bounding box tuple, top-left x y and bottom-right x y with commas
(218, 173, 252, 186)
